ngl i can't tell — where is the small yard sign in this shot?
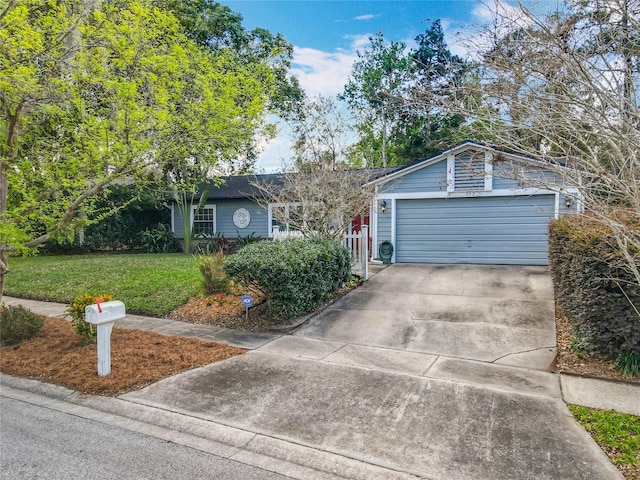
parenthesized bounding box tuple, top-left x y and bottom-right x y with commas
(241, 294, 253, 321)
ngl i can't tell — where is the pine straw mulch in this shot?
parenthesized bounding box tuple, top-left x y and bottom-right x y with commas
(0, 316, 245, 396)
(168, 289, 273, 332)
(554, 303, 640, 385)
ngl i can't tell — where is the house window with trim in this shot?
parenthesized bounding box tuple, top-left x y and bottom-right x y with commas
(447, 150, 493, 192)
(268, 203, 303, 236)
(192, 205, 216, 236)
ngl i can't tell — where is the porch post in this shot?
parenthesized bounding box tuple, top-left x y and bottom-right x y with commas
(362, 225, 369, 281)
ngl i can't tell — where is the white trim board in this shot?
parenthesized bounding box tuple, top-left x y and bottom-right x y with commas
(374, 188, 578, 201)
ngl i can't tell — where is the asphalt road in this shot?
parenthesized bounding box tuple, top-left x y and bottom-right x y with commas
(0, 396, 291, 480)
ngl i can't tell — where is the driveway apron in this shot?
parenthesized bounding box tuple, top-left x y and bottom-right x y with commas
(122, 264, 623, 479)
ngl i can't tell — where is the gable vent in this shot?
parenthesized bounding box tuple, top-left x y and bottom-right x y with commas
(454, 151, 486, 191)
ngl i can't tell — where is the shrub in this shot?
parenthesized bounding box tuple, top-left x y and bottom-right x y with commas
(195, 252, 232, 294)
(65, 293, 114, 342)
(0, 305, 44, 345)
(223, 238, 351, 321)
(549, 216, 640, 361)
(43, 185, 169, 253)
(140, 223, 179, 253)
(617, 349, 640, 377)
(234, 232, 261, 250)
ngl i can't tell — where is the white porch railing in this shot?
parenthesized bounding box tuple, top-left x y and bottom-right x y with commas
(272, 225, 370, 280)
(272, 225, 304, 240)
(343, 224, 369, 281)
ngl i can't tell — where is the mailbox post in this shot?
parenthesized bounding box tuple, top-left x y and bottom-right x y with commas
(85, 301, 126, 376)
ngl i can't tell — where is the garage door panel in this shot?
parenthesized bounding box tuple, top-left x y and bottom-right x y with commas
(395, 195, 555, 265)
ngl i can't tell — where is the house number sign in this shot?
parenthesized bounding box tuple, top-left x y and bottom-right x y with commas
(233, 208, 251, 228)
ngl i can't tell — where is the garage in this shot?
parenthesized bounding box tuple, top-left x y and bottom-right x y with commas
(371, 142, 580, 266)
(395, 195, 556, 265)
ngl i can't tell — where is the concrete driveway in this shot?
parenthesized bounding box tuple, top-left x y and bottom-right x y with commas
(122, 264, 622, 479)
(295, 264, 557, 370)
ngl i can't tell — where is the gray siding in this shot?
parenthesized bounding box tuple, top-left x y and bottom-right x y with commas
(172, 199, 268, 239)
(395, 195, 556, 265)
(216, 200, 268, 238)
(492, 162, 566, 191)
(380, 160, 448, 194)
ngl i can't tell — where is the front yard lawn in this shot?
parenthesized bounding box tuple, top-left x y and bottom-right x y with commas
(4, 254, 200, 317)
(569, 405, 640, 479)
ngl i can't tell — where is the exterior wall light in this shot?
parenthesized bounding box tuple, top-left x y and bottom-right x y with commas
(380, 200, 387, 213)
(565, 198, 572, 208)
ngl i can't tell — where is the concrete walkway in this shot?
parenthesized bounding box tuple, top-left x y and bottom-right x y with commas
(3, 274, 640, 480)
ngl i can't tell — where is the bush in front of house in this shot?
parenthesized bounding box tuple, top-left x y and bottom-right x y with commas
(0, 305, 45, 345)
(548, 216, 640, 364)
(223, 238, 351, 321)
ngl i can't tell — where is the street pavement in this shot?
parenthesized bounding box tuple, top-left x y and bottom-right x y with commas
(1, 394, 290, 480)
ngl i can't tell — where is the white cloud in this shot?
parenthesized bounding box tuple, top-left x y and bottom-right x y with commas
(254, 126, 293, 173)
(345, 33, 373, 50)
(256, 36, 370, 171)
(354, 14, 377, 21)
(290, 34, 368, 97)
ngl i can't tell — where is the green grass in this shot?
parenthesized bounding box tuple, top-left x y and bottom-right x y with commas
(4, 254, 201, 317)
(569, 405, 640, 479)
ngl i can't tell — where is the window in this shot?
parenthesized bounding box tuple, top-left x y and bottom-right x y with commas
(192, 205, 216, 236)
(268, 203, 303, 236)
(448, 150, 492, 192)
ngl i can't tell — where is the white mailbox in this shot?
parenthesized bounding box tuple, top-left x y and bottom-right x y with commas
(85, 301, 126, 376)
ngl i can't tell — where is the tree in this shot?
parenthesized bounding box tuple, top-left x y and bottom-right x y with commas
(341, 32, 410, 167)
(0, 0, 280, 298)
(341, 23, 470, 167)
(156, 0, 304, 124)
(400, 20, 470, 158)
(290, 95, 353, 171)
(448, 0, 640, 291)
(250, 169, 377, 240)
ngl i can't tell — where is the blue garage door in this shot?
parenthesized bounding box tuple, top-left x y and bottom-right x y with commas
(395, 195, 556, 265)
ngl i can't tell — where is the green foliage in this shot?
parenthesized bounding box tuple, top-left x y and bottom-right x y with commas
(340, 21, 470, 166)
(174, 187, 211, 254)
(617, 350, 640, 377)
(1, 0, 279, 265)
(549, 216, 640, 362)
(195, 252, 231, 295)
(65, 293, 113, 341)
(43, 185, 170, 253)
(0, 305, 44, 345)
(234, 232, 261, 249)
(140, 224, 179, 253)
(4, 254, 200, 317)
(568, 405, 640, 475)
(223, 238, 351, 321)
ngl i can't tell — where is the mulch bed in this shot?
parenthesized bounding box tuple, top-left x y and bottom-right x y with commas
(168, 290, 273, 332)
(0, 316, 245, 395)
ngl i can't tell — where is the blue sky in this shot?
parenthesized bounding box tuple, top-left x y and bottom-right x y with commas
(219, 1, 511, 171)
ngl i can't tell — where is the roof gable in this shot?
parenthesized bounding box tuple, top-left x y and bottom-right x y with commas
(368, 141, 545, 187)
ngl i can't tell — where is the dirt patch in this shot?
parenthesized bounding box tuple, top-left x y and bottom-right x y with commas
(555, 305, 640, 384)
(0, 316, 244, 395)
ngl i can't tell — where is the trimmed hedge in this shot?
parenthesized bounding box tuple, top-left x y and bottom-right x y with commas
(223, 238, 351, 321)
(549, 216, 640, 358)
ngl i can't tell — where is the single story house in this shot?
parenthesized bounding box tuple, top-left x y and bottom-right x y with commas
(170, 141, 580, 265)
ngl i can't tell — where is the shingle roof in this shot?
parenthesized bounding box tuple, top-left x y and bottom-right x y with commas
(191, 168, 398, 200)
